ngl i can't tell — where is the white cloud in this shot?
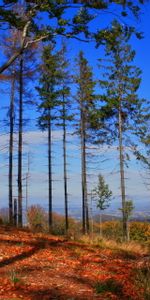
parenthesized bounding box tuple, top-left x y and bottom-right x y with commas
(0, 130, 149, 211)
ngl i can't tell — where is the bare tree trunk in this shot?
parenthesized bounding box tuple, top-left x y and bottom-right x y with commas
(18, 55, 23, 227)
(62, 94, 69, 233)
(48, 107, 52, 231)
(80, 106, 86, 234)
(9, 72, 15, 224)
(82, 113, 89, 233)
(118, 106, 127, 241)
(26, 152, 30, 222)
(80, 103, 89, 234)
(127, 221, 130, 242)
(13, 198, 17, 227)
(83, 133, 89, 233)
(99, 213, 102, 238)
(90, 193, 94, 240)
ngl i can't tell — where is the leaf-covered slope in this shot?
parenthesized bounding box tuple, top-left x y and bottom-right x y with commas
(0, 226, 147, 299)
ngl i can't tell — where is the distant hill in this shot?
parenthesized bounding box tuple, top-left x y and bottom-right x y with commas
(93, 214, 121, 223)
(93, 213, 150, 223)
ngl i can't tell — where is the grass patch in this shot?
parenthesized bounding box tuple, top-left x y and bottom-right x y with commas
(9, 269, 21, 285)
(134, 262, 150, 300)
(15, 242, 24, 247)
(95, 278, 123, 296)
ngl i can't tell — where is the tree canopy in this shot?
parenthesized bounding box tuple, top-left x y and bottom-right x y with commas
(0, 0, 146, 73)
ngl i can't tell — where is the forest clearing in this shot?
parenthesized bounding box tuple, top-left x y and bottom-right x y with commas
(0, 1, 150, 299)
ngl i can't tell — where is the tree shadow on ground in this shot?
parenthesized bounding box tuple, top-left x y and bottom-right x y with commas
(12, 275, 128, 300)
(0, 242, 42, 268)
(13, 285, 94, 300)
(0, 236, 100, 270)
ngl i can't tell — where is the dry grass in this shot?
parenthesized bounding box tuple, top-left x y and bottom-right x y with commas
(79, 234, 149, 256)
(119, 241, 149, 256)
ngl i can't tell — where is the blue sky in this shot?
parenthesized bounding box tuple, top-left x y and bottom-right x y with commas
(0, 2, 150, 218)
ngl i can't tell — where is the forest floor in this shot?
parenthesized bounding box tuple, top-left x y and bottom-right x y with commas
(0, 226, 149, 300)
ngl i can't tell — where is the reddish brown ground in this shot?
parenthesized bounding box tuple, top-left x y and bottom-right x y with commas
(0, 226, 144, 300)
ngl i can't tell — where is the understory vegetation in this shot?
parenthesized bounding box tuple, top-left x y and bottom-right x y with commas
(1, 205, 150, 244)
(25, 206, 150, 243)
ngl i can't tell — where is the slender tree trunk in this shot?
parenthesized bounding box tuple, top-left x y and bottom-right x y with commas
(90, 193, 94, 240)
(83, 132, 89, 233)
(99, 213, 102, 238)
(13, 198, 17, 227)
(9, 72, 15, 224)
(62, 94, 69, 233)
(80, 106, 86, 234)
(80, 103, 89, 234)
(26, 152, 30, 223)
(127, 220, 130, 242)
(48, 107, 52, 231)
(18, 55, 23, 227)
(118, 106, 127, 241)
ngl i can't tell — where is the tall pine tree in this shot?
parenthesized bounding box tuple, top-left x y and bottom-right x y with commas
(56, 43, 73, 233)
(75, 51, 97, 234)
(98, 21, 144, 241)
(37, 44, 62, 232)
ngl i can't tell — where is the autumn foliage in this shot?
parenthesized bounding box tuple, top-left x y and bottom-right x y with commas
(27, 206, 79, 236)
(97, 221, 150, 242)
(0, 225, 149, 300)
(26, 205, 150, 243)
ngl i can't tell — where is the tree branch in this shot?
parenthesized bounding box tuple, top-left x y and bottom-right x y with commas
(60, 33, 90, 42)
(0, 49, 22, 73)
(24, 34, 50, 49)
(0, 20, 31, 73)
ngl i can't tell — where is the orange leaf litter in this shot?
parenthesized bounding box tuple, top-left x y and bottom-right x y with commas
(0, 226, 145, 299)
